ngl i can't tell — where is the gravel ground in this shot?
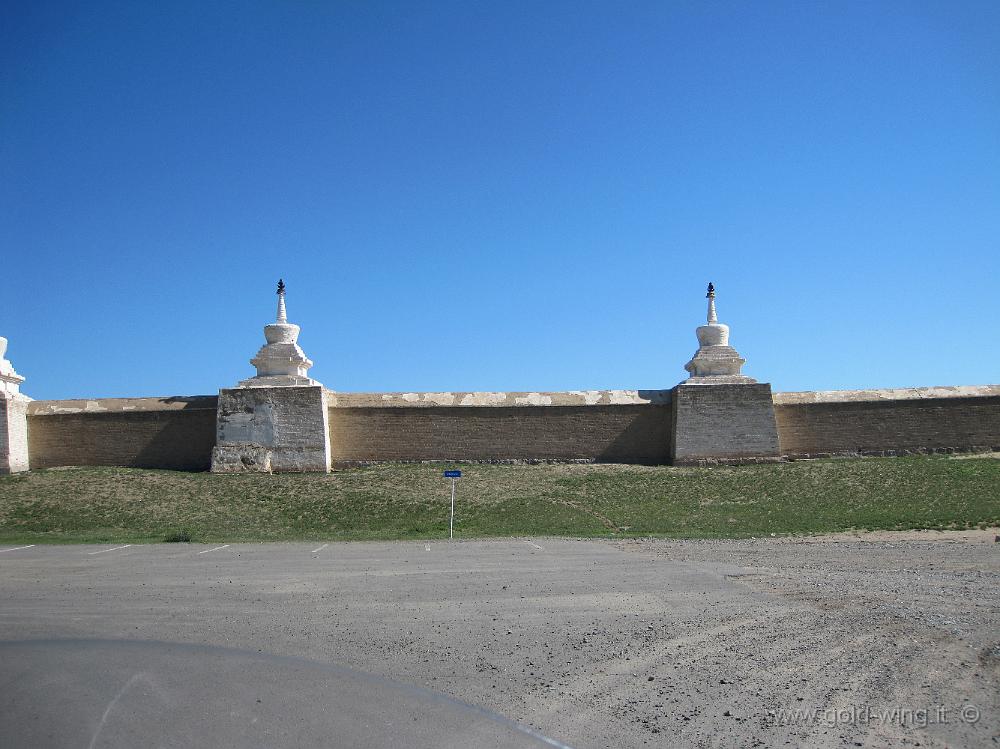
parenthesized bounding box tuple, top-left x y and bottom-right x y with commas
(1, 531, 997, 748)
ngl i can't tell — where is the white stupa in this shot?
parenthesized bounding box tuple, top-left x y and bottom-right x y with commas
(682, 283, 756, 384)
(0, 337, 27, 398)
(238, 279, 322, 388)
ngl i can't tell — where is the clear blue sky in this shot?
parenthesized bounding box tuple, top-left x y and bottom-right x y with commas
(3, 1, 998, 400)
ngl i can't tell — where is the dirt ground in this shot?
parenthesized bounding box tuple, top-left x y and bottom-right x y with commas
(1, 530, 997, 748)
(606, 530, 999, 748)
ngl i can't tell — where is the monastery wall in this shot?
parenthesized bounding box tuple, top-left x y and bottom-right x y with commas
(14, 386, 1000, 471)
(773, 386, 1000, 458)
(326, 391, 672, 465)
(26, 397, 218, 471)
(8, 287, 998, 474)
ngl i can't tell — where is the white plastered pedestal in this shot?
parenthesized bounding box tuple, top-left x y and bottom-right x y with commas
(211, 385, 330, 473)
(0, 337, 31, 474)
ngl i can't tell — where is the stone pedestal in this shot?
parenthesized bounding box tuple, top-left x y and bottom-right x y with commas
(212, 386, 330, 473)
(671, 383, 781, 465)
(0, 336, 30, 474)
(0, 394, 30, 474)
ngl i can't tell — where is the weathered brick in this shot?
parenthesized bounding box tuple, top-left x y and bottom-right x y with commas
(774, 396, 1000, 457)
(328, 404, 671, 464)
(213, 386, 330, 473)
(26, 397, 217, 471)
(0, 396, 29, 474)
(17, 386, 1000, 471)
(671, 383, 781, 465)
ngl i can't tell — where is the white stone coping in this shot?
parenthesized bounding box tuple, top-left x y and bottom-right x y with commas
(27, 396, 218, 415)
(23, 384, 1000, 414)
(325, 390, 674, 408)
(773, 385, 1000, 405)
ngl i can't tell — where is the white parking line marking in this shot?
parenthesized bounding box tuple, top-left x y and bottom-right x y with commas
(523, 540, 544, 551)
(311, 544, 328, 554)
(0, 544, 36, 553)
(198, 545, 230, 555)
(88, 544, 132, 555)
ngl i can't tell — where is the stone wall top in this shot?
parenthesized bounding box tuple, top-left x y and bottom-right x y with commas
(28, 396, 219, 416)
(773, 385, 1000, 405)
(326, 390, 673, 408)
(24, 385, 1000, 415)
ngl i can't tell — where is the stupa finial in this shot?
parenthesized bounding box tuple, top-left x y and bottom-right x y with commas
(276, 278, 287, 323)
(706, 282, 717, 324)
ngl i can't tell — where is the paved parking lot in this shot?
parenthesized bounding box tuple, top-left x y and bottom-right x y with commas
(1, 534, 997, 748)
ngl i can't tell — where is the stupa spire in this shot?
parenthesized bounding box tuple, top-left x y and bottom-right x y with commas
(276, 279, 287, 323)
(706, 282, 717, 324)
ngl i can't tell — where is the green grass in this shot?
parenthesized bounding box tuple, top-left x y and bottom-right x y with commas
(0, 456, 997, 544)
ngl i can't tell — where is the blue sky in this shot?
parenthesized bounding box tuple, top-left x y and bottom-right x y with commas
(3, 1, 998, 400)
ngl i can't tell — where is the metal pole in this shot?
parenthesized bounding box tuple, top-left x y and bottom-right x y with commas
(449, 478, 456, 539)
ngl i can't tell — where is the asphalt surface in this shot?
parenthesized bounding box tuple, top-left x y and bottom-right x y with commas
(0, 535, 997, 748)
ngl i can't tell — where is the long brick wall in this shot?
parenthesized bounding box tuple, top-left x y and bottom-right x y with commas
(326, 390, 673, 464)
(773, 386, 1000, 458)
(26, 397, 218, 471)
(16, 385, 1000, 471)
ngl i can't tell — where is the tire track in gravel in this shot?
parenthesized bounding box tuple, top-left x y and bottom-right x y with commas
(549, 498, 622, 533)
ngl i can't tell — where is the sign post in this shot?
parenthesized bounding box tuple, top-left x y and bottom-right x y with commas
(443, 470, 462, 539)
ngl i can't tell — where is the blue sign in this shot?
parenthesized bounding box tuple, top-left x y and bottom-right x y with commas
(443, 470, 462, 478)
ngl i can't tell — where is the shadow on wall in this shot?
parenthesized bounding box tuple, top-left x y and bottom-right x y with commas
(132, 410, 217, 470)
(27, 409, 217, 472)
(637, 390, 674, 404)
(594, 405, 671, 464)
(596, 391, 672, 464)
